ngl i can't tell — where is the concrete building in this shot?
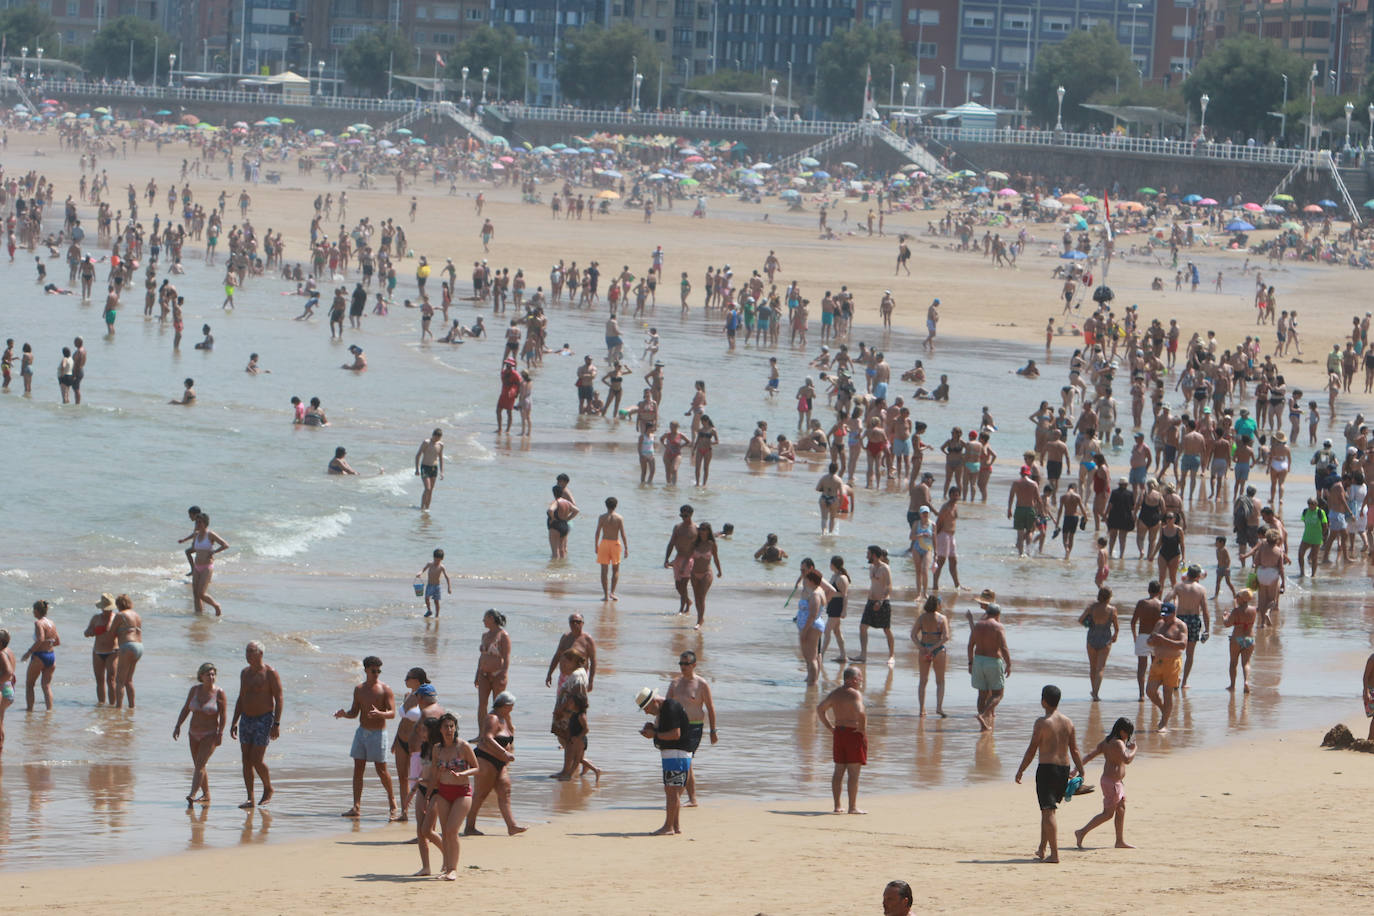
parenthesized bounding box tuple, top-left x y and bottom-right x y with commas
(608, 0, 713, 83)
(1199, 0, 1371, 95)
(489, 0, 604, 104)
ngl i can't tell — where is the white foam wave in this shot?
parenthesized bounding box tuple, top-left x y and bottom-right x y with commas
(0, 568, 31, 580)
(88, 564, 184, 579)
(358, 469, 413, 498)
(241, 509, 352, 559)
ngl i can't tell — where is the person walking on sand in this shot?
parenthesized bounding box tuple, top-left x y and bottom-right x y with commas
(464, 691, 527, 837)
(414, 429, 444, 511)
(20, 600, 60, 711)
(1074, 716, 1137, 849)
(635, 686, 693, 835)
(912, 595, 951, 717)
(666, 650, 719, 807)
(416, 548, 451, 618)
(334, 655, 399, 820)
(817, 666, 867, 814)
(1078, 587, 1118, 702)
(173, 662, 227, 806)
(1222, 588, 1257, 693)
(1013, 684, 1085, 864)
(664, 505, 698, 616)
(544, 614, 597, 694)
(229, 641, 282, 809)
(969, 602, 1011, 730)
(594, 497, 630, 601)
(854, 546, 894, 666)
(179, 512, 228, 616)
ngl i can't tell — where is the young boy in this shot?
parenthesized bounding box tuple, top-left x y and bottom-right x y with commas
(765, 357, 780, 397)
(1073, 716, 1137, 850)
(415, 548, 451, 618)
(1213, 536, 1235, 600)
(753, 533, 788, 563)
(183, 504, 203, 576)
(593, 497, 629, 602)
(1094, 537, 1110, 588)
(643, 327, 660, 361)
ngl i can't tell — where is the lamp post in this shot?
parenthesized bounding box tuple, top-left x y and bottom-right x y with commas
(1199, 92, 1209, 140)
(36, 46, 43, 79)
(787, 60, 793, 116)
(1055, 84, 1065, 131)
(889, 62, 895, 109)
(769, 77, 778, 117)
(1344, 100, 1354, 151)
(481, 66, 489, 104)
(19, 47, 26, 80)
(152, 37, 158, 86)
(1279, 73, 1288, 139)
(1309, 64, 1318, 153)
(1367, 102, 1373, 151)
(917, 81, 926, 113)
(168, 53, 176, 88)
(939, 64, 946, 108)
(630, 54, 637, 109)
(522, 51, 529, 105)
(1126, 2, 1142, 83)
(989, 66, 996, 107)
(461, 65, 469, 102)
(900, 80, 909, 117)
(633, 72, 643, 110)
(306, 41, 311, 80)
(317, 60, 325, 96)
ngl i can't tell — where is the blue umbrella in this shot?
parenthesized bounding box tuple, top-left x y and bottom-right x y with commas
(1225, 220, 1255, 231)
(1319, 199, 1339, 207)
(971, 185, 990, 194)
(812, 170, 830, 179)
(1182, 193, 1202, 203)
(560, 148, 579, 155)
(600, 169, 622, 178)
(741, 176, 762, 186)
(779, 189, 801, 199)
(578, 146, 595, 154)
(1060, 250, 1087, 260)
(1262, 204, 1285, 213)
(599, 148, 616, 155)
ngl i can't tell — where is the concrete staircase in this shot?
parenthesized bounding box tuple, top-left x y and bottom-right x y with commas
(1325, 152, 1364, 225)
(868, 124, 951, 178)
(378, 101, 497, 145)
(772, 124, 864, 171)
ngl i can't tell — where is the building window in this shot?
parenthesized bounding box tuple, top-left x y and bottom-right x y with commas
(1171, 25, 1194, 40)
(962, 42, 993, 62)
(963, 11, 994, 29)
(67, 0, 78, 15)
(466, 8, 483, 19)
(1078, 17, 1099, 30)
(1001, 45, 1028, 65)
(1003, 15, 1029, 31)
(673, 26, 691, 43)
(915, 41, 937, 57)
(1308, 20, 1329, 38)
(433, 6, 459, 20)
(696, 30, 708, 47)
(1043, 16, 1070, 32)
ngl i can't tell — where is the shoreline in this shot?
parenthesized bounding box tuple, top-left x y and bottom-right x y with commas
(9, 723, 1371, 912)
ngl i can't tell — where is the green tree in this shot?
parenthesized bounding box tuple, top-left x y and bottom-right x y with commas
(446, 26, 533, 102)
(557, 23, 661, 108)
(82, 16, 174, 82)
(1182, 35, 1307, 138)
(814, 23, 912, 118)
(0, 4, 58, 60)
(341, 28, 414, 97)
(1025, 24, 1134, 128)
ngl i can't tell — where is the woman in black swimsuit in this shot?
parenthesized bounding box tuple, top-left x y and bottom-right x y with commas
(464, 692, 527, 837)
(546, 485, 577, 559)
(1135, 479, 1164, 558)
(1157, 512, 1184, 587)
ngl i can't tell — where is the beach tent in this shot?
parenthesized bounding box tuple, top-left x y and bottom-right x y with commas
(264, 71, 311, 103)
(932, 102, 997, 130)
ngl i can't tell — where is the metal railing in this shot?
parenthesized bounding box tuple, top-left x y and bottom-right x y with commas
(1324, 152, 1363, 225)
(773, 124, 864, 170)
(487, 103, 853, 136)
(917, 125, 1323, 167)
(8, 78, 419, 113)
(870, 124, 950, 178)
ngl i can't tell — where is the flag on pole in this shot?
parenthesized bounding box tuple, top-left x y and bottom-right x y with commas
(863, 64, 877, 119)
(1102, 189, 1114, 241)
(435, 53, 446, 69)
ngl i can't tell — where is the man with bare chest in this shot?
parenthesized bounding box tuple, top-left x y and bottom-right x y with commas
(666, 651, 718, 806)
(334, 655, 397, 819)
(229, 640, 282, 808)
(664, 504, 699, 615)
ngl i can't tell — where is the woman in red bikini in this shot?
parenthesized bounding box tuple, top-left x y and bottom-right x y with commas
(429, 712, 478, 881)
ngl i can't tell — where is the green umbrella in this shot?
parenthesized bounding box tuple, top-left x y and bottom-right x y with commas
(1082, 194, 1099, 203)
(679, 177, 699, 186)
(1273, 193, 1294, 202)
(1138, 187, 1158, 195)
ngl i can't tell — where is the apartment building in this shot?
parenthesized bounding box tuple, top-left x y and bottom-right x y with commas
(1199, 0, 1371, 93)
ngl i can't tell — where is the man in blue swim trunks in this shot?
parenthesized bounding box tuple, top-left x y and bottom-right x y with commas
(230, 641, 283, 808)
(636, 687, 692, 835)
(968, 602, 1011, 731)
(334, 656, 398, 819)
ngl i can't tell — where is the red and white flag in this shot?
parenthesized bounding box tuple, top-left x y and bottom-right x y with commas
(1103, 189, 1114, 241)
(863, 64, 877, 119)
(435, 53, 446, 69)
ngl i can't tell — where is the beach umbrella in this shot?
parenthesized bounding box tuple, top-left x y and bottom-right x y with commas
(319, 141, 337, 148)
(345, 138, 362, 145)
(578, 146, 594, 154)
(813, 170, 830, 179)
(100, 114, 113, 121)
(1225, 220, 1255, 231)
(1081, 194, 1099, 203)
(678, 147, 700, 156)
(741, 176, 762, 186)
(1117, 201, 1144, 211)
(1138, 187, 1158, 195)
(263, 116, 280, 124)
(890, 180, 909, 188)
(1059, 193, 1083, 203)
(599, 148, 616, 155)
(307, 128, 325, 136)
(1262, 203, 1285, 212)
(1301, 204, 1323, 213)
(410, 137, 426, 144)
(1363, 199, 1374, 208)
(78, 112, 90, 119)
(550, 142, 567, 150)
(378, 139, 393, 147)
(153, 109, 171, 116)
(1039, 199, 1064, 210)
(384, 148, 401, 156)
(985, 170, 1009, 180)
(684, 155, 704, 163)
(559, 148, 578, 155)
(998, 188, 1019, 197)
(595, 189, 620, 199)
(1060, 250, 1087, 259)
(491, 162, 505, 170)
(254, 120, 270, 127)
(694, 162, 716, 171)
(1242, 202, 1263, 212)
(779, 189, 801, 199)
(679, 177, 699, 186)
(43, 99, 59, 105)
(646, 174, 666, 181)
(751, 162, 773, 170)
(1181, 194, 1203, 203)
(60, 111, 76, 119)
(1198, 198, 1218, 205)
(92, 106, 109, 114)
(901, 163, 923, 171)
(1272, 193, 1294, 202)
(532, 145, 551, 154)
(1070, 204, 1091, 212)
(799, 156, 820, 166)
(499, 155, 515, 163)
(1318, 199, 1339, 208)
(970, 185, 990, 194)
(234, 121, 249, 128)
(489, 136, 510, 146)
(1281, 221, 1302, 230)
(790, 176, 807, 186)
(281, 118, 295, 124)
(600, 168, 623, 178)
(840, 160, 859, 169)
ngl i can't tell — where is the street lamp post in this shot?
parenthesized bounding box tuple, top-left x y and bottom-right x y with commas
(1309, 64, 1318, 153)
(1199, 92, 1209, 140)
(1126, 2, 1142, 83)
(1279, 73, 1288, 139)
(769, 77, 778, 118)
(19, 47, 26, 80)
(36, 46, 43, 79)
(152, 37, 158, 86)
(168, 53, 176, 88)
(317, 60, 325, 96)
(939, 64, 946, 108)
(900, 80, 909, 117)
(889, 62, 895, 109)
(461, 66, 469, 102)
(633, 72, 643, 110)
(1367, 102, 1373, 151)
(1344, 100, 1354, 152)
(481, 67, 490, 104)
(787, 60, 793, 116)
(989, 66, 996, 107)
(1055, 84, 1065, 131)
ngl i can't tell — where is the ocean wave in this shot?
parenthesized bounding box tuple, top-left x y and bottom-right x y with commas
(240, 509, 353, 559)
(0, 568, 31, 580)
(88, 564, 185, 579)
(357, 469, 413, 498)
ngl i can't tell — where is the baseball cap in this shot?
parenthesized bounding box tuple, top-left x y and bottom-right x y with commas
(1161, 602, 1177, 615)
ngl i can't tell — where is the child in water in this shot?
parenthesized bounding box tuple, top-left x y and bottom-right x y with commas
(753, 533, 789, 563)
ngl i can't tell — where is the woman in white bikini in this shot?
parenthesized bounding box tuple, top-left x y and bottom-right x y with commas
(911, 595, 951, 717)
(112, 595, 143, 709)
(1267, 431, 1291, 504)
(173, 662, 226, 806)
(474, 610, 511, 736)
(179, 512, 228, 615)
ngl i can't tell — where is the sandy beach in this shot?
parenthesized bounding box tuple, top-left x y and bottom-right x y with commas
(4, 122, 1374, 906)
(10, 721, 1372, 913)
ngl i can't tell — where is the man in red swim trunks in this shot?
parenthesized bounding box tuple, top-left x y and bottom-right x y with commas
(817, 666, 867, 814)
